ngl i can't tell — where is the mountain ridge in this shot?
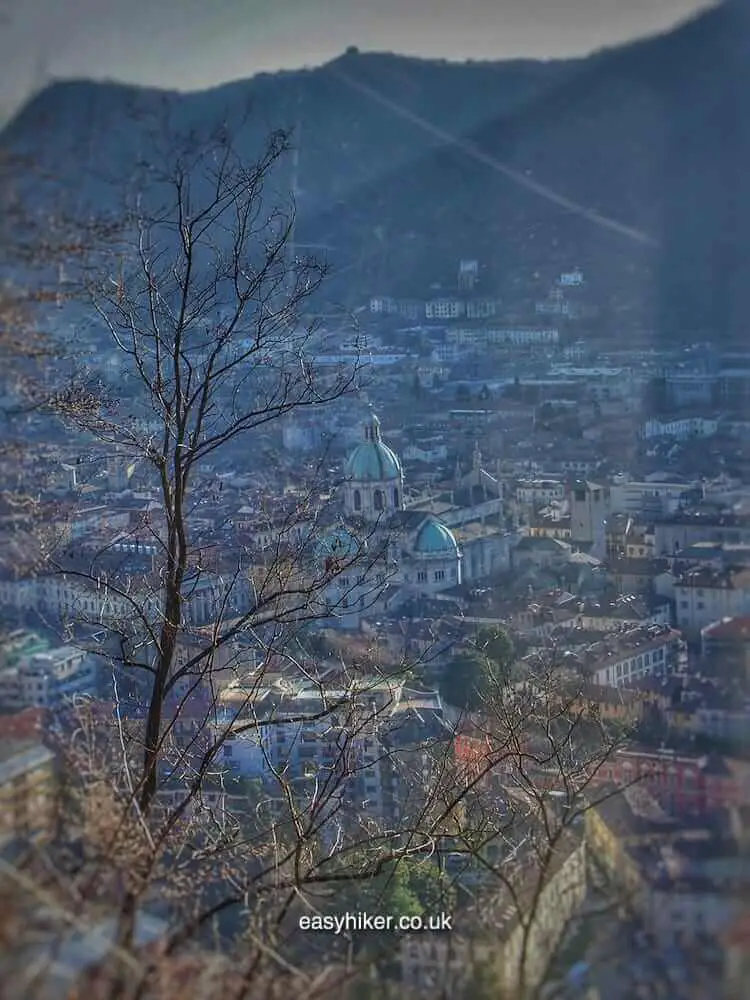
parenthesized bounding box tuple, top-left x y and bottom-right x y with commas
(2, 0, 746, 343)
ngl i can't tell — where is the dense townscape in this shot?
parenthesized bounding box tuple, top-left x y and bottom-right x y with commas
(1, 4, 749, 1000)
(2, 249, 749, 997)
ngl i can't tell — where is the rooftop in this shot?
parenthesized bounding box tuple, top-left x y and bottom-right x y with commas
(413, 517, 458, 555)
(676, 566, 750, 590)
(702, 616, 750, 640)
(0, 739, 55, 785)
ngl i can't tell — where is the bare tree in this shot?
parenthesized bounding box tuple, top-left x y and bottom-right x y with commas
(0, 113, 660, 1000)
(0, 114, 424, 996)
(390, 638, 641, 1000)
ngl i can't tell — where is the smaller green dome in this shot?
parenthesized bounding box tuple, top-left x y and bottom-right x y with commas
(414, 517, 458, 555)
(317, 526, 365, 561)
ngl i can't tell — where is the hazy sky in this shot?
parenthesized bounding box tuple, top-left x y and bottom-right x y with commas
(1, 0, 718, 123)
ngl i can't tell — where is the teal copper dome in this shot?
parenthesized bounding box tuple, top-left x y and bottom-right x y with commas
(344, 413, 402, 482)
(414, 517, 458, 555)
(317, 526, 366, 562)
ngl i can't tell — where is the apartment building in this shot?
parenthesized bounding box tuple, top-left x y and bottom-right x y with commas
(425, 298, 465, 320)
(674, 567, 750, 635)
(0, 570, 145, 626)
(653, 513, 750, 556)
(0, 738, 58, 847)
(585, 625, 682, 688)
(597, 745, 750, 816)
(515, 478, 566, 507)
(609, 477, 698, 517)
(0, 638, 98, 711)
(586, 783, 746, 947)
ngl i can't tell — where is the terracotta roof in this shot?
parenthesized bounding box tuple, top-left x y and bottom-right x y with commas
(723, 912, 750, 950)
(0, 707, 49, 741)
(702, 615, 750, 640)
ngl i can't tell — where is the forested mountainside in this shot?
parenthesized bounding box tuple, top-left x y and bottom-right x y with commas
(2, 0, 746, 342)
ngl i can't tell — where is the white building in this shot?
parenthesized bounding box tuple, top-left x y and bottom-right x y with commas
(0, 635, 98, 710)
(457, 259, 479, 291)
(369, 295, 399, 314)
(487, 327, 559, 346)
(466, 298, 499, 319)
(516, 478, 566, 507)
(641, 416, 719, 441)
(402, 440, 449, 464)
(558, 267, 584, 287)
(609, 475, 698, 517)
(431, 342, 461, 364)
(447, 327, 559, 348)
(550, 365, 632, 401)
(182, 572, 253, 627)
(425, 298, 465, 320)
(675, 568, 750, 635)
(0, 572, 141, 626)
(587, 626, 682, 688)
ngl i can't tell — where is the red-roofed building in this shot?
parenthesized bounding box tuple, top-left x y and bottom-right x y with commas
(595, 745, 750, 816)
(702, 615, 750, 681)
(454, 721, 492, 783)
(0, 706, 49, 742)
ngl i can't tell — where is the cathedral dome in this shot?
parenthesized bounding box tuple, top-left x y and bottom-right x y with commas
(414, 517, 458, 555)
(344, 413, 402, 482)
(317, 526, 366, 560)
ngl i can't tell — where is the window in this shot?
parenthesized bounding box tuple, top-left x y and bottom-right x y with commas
(393, 488, 399, 507)
(342, 596, 349, 609)
(374, 489, 384, 511)
(353, 489, 361, 511)
(417, 570, 427, 583)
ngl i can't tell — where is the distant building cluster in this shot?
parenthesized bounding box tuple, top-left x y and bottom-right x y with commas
(2, 238, 750, 1000)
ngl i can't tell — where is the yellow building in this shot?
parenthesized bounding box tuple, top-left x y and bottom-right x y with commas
(0, 738, 58, 847)
(584, 784, 652, 916)
(566, 682, 647, 726)
(527, 519, 572, 541)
